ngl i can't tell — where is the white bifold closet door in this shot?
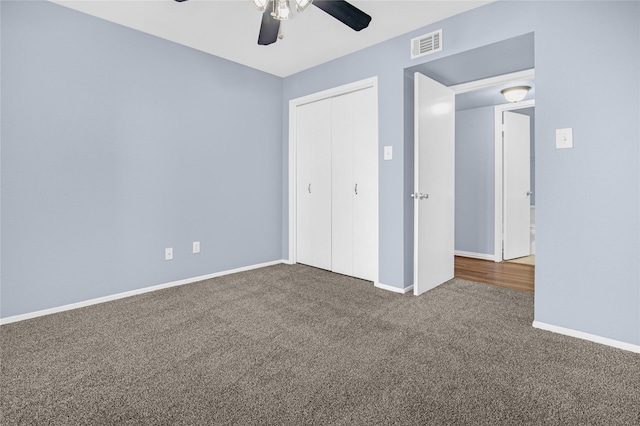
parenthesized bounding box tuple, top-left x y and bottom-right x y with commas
(331, 88, 378, 282)
(296, 98, 332, 271)
(295, 85, 378, 281)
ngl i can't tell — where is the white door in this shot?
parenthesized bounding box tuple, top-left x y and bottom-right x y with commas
(296, 99, 332, 270)
(503, 111, 531, 260)
(331, 88, 378, 281)
(413, 73, 455, 296)
(351, 88, 378, 281)
(331, 94, 354, 276)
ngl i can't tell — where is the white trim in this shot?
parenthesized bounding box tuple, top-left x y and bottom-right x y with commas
(287, 76, 379, 283)
(288, 77, 378, 108)
(375, 282, 413, 294)
(288, 96, 297, 264)
(494, 99, 535, 262)
(454, 250, 496, 261)
(532, 321, 640, 354)
(0, 260, 284, 325)
(450, 69, 535, 95)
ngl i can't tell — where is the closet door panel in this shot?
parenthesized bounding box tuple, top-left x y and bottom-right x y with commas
(296, 103, 313, 266)
(310, 100, 333, 271)
(351, 88, 378, 281)
(296, 99, 332, 270)
(331, 94, 354, 276)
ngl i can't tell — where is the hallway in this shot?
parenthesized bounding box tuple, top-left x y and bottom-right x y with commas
(454, 256, 534, 292)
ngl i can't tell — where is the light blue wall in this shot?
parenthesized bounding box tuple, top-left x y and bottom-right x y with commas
(1, 1, 283, 317)
(534, 1, 640, 345)
(282, 0, 536, 289)
(3, 1, 638, 348)
(455, 106, 495, 255)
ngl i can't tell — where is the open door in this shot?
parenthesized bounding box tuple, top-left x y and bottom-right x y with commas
(413, 73, 455, 296)
(503, 111, 531, 260)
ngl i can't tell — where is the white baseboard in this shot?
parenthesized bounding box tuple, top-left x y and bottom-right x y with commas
(532, 321, 640, 354)
(374, 282, 413, 294)
(0, 260, 285, 325)
(454, 250, 496, 261)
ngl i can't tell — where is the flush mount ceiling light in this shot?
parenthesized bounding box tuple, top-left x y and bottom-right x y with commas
(501, 86, 531, 103)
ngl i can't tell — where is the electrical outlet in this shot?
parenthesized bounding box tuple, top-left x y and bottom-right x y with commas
(165, 247, 173, 261)
(193, 241, 200, 254)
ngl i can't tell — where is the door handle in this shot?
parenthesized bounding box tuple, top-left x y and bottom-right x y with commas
(411, 192, 429, 200)
(526, 191, 533, 196)
(308, 183, 311, 194)
(355, 183, 358, 195)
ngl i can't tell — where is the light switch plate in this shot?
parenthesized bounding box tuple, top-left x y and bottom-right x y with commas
(193, 241, 200, 254)
(384, 146, 393, 160)
(556, 128, 573, 149)
(165, 247, 173, 261)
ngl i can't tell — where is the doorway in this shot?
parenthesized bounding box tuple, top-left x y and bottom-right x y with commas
(404, 33, 535, 292)
(448, 70, 535, 264)
(411, 71, 535, 295)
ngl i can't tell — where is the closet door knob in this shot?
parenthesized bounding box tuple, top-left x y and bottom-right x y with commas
(526, 191, 533, 196)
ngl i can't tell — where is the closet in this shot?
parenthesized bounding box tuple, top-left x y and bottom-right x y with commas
(295, 85, 378, 282)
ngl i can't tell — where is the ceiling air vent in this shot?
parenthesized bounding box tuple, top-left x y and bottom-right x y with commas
(411, 29, 442, 59)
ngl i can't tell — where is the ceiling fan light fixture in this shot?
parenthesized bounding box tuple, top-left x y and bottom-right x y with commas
(272, 0, 293, 20)
(254, 0, 371, 46)
(251, 0, 269, 12)
(501, 86, 531, 103)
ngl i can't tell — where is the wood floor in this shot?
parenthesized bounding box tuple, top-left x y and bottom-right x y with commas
(454, 256, 534, 292)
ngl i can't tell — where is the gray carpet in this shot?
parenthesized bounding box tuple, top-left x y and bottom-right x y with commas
(1, 264, 639, 425)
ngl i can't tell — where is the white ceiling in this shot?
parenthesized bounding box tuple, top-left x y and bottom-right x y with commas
(51, 0, 493, 77)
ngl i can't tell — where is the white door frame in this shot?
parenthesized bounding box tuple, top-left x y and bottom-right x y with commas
(287, 77, 379, 283)
(494, 99, 535, 262)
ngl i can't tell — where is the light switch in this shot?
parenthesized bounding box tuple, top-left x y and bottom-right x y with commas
(384, 146, 393, 160)
(556, 128, 573, 149)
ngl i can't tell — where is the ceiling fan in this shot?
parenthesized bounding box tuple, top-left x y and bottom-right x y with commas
(174, 0, 372, 46)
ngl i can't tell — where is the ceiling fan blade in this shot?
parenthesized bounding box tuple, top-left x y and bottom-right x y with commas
(258, 8, 280, 45)
(312, 0, 371, 32)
